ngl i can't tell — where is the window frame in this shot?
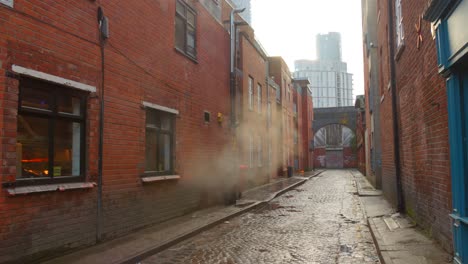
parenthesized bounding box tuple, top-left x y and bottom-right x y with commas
(249, 134, 254, 168)
(15, 78, 87, 187)
(395, 0, 405, 49)
(248, 76, 254, 111)
(143, 108, 176, 177)
(257, 136, 263, 167)
(257, 83, 262, 113)
(175, 0, 197, 60)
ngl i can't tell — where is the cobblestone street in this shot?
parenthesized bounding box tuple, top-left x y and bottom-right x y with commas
(143, 170, 380, 264)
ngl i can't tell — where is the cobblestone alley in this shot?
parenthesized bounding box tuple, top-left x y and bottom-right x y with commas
(143, 170, 380, 264)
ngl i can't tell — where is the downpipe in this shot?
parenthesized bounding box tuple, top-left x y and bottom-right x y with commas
(387, 0, 404, 212)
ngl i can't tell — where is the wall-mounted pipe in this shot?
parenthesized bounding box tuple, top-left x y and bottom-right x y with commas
(387, 0, 404, 212)
(230, 7, 245, 128)
(96, 6, 108, 242)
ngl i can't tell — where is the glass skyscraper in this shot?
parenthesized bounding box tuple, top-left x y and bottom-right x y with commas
(293, 32, 354, 108)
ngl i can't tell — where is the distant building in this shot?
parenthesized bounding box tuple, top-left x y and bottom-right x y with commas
(293, 32, 354, 108)
(316, 32, 342, 61)
(229, 0, 252, 24)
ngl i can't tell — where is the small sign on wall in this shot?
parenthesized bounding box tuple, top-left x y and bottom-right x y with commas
(0, 0, 13, 8)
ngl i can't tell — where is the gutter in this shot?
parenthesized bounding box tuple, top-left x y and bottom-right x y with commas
(229, 8, 245, 129)
(96, 6, 108, 242)
(387, 0, 404, 212)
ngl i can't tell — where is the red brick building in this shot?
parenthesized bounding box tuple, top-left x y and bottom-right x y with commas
(268, 57, 294, 176)
(0, 0, 239, 262)
(370, 0, 452, 252)
(293, 78, 314, 171)
(236, 26, 270, 188)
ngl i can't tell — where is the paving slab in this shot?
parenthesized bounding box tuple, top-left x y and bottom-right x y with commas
(352, 170, 452, 264)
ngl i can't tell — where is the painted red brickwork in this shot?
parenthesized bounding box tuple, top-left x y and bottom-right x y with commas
(313, 147, 356, 169)
(377, 0, 452, 252)
(0, 0, 234, 262)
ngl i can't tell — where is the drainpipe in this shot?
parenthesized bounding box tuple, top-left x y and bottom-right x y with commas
(96, 6, 108, 242)
(230, 7, 245, 128)
(387, 0, 404, 212)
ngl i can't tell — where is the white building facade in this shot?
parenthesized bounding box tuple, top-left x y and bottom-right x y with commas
(293, 33, 354, 108)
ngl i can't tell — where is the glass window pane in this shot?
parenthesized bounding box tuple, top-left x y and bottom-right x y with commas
(145, 129, 158, 171)
(158, 134, 171, 172)
(146, 110, 160, 129)
(161, 114, 172, 130)
(186, 25, 196, 55)
(58, 96, 82, 116)
(21, 87, 51, 111)
(17, 115, 50, 178)
(175, 16, 185, 50)
(176, 1, 185, 16)
(187, 11, 195, 26)
(54, 120, 81, 177)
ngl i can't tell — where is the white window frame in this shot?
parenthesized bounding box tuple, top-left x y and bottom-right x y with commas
(267, 102, 271, 127)
(395, 0, 405, 49)
(248, 77, 254, 111)
(257, 136, 263, 167)
(249, 134, 254, 168)
(257, 84, 262, 113)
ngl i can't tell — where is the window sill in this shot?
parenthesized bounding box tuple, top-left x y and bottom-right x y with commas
(141, 175, 181, 183)
(174, 48, 198, 64)
(6, 182, 96, 196)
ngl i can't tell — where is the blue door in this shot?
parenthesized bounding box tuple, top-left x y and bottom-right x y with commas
(448, 69, 468, 264)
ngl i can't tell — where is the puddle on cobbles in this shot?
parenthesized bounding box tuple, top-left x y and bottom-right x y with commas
(254, 202, 298, 213)
(286, 209, 302, 213)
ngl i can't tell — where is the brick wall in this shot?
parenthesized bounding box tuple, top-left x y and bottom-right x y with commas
(376, 0, 399, 207)
(377, 0, 452, 252)
(0, 0, 233, 262)
(238, 29, 269, 188)
(268, 57, 293, 174)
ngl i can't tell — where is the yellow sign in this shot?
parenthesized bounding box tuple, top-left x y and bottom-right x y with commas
(53, 166, 61, 177)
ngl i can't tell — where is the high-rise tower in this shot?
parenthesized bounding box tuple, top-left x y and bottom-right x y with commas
(293, 32, 353, 108)
(316, 32, 342, 61)
(229, 0, 252, 24)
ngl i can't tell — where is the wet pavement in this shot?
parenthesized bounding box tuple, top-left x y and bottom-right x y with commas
(142, 170, 380, 264)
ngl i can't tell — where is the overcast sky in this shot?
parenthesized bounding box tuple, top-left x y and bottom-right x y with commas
(251, 0, 364, 97)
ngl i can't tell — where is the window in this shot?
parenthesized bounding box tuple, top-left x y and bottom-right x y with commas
(276, 87, 280, 102)
(204, 111, 211, 123)
(395, 0, 404, 48)
(257, 84, 262, 113)
(145, 109, 175, 175)
(267, 102, 272, 127)
(17, 79, 86, 184)
(257, 136, 262, 167)
(175, 0, 197, 58)
(248, 77, 254, 111)
(249, 134, 254, 168)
